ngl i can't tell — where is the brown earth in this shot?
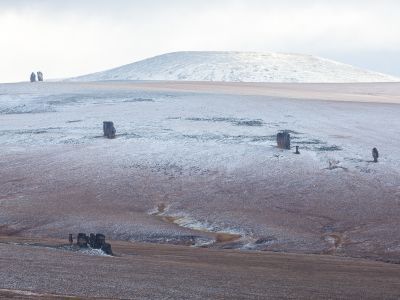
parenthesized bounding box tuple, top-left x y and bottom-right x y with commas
(77, 81, 400, 104)
(0, 235, 400, 299)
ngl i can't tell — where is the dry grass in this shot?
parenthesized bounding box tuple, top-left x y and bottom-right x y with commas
(1, 235, 400, 299)
(215, 233, 241, 243)
(78, 81, 400, 104)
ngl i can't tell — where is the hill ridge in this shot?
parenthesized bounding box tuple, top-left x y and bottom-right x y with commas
(71, 51, 399, 83)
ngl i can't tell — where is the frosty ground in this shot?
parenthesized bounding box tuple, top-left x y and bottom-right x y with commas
(1, 81, 400, 262)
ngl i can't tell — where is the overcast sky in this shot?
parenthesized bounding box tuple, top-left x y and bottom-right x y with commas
(1, 0, 400, 82)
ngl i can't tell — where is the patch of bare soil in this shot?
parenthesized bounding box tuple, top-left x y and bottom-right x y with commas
(215, 232, 241, 243)
(323, 233, 345, 254)
(151, 203, 242, 246)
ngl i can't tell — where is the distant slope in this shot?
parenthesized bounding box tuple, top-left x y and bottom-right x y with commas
(71, 51, 399, 83)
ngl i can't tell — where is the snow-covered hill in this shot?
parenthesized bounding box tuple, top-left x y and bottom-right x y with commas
(71, 51, 399, 83)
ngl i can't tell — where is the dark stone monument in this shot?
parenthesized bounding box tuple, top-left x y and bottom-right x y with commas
(277, 131, 291, 150)
(37, 71, 43, 81)
(295, 146, 300, 154)
(103, 121, 116, 139)
(68, 234, 73, 245)
(30, 72, 36, 82)
(372, 147, 379, 163)
(101, 243, 113, 255)
(89, 233, 96, 248)
(73, 232, 113, 255)
(77, 233, 88, 247)
(95, 233, 106, 248)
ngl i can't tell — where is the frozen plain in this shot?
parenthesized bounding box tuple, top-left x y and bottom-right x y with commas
(1, 81, 400, 264)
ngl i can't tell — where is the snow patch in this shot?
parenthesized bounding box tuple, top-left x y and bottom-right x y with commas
(79, 247, 110, 256)
(172, 214, 244, 236)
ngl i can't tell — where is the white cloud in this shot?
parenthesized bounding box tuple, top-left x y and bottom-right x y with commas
(0, 0, 399, 82)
